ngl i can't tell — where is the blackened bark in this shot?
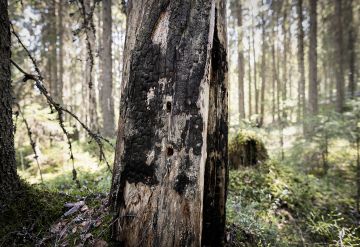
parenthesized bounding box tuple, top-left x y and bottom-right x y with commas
(110, 0, 228, 246)
(202, 3, 228, 246)
(100, 0, 115, 137)
(308, 0, 318, 115)
(0, 0, 20, 201)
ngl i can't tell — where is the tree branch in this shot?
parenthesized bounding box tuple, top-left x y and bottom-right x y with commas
(10, 27, 113, 176)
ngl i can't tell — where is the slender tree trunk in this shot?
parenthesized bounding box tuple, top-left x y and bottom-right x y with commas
(308, 0, 318, 116)
(347, 0, 356, 98)
(0, 0, 20, 200)
(271, 25, 276, 123)
(296, 0, 305, 126)
(50, 0, 59, 101)
(100, 0, 115, 137)
(334, 0, 344, 113)
(356, 128, 360, 213)
(276, 24, 281, 122)
(58, 0, 64, 105)
(247, 35, 252, 119)
(282, 5, 288, 120)
(84, 0, 99, 131)
(47, 2, 57, 98)
(110, 0, 228, 246)
(259, 6, 266, 127)
(251, 10, 258, 115)
(235, 1, 245, 121)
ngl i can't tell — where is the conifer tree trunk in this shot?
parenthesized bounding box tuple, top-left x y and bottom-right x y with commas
(50, 0, 59, 101)
(347, 0, 356, 98)
(296, 0, 305, 123)
(308, 0, 318, 115)
(235, 1, 245, 121)
(259, 6, 266, 127)
(47, 2, 58, 99)
(247, 35, 252, 119)
(110, 0, 228, 246)
(271, 25, 276, 123)
(84, 0, 98, 131)
(282, 4, 288, 120)
(100, 0, 115, 137)
(58, 0, 64, 105)
(0, 0, 20, 200)
(251, 10, 258, 115)
(334, 0, 344, 112)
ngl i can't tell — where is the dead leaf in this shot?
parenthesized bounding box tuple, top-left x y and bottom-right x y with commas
(64, 201, 85, 217)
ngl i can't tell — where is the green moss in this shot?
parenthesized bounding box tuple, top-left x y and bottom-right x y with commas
(0, 181, 74, 246)
(229, 130, 268, 168)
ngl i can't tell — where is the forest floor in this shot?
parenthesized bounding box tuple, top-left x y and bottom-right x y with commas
(1, 123, 360, 246)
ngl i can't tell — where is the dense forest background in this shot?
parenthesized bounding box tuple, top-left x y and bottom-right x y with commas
(1, 0, 360, 246)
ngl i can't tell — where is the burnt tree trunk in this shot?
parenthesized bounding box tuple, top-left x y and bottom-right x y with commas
(110, 0, 228, 246)
(100, 0, 115, 137)
(0, 0, 20, 201)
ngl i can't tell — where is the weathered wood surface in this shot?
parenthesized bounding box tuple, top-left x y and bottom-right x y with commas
(110, 0, 228, 246)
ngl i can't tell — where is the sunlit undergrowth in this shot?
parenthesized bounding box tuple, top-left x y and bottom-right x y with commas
(227, 127, 360, 246)
(3, 103, 115, 245)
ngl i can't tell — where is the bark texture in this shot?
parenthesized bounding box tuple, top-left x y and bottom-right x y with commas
(0, 0, 20, 200)
(100, 0, 115, 137)
(110, 0, 228, 246)
(308, 0, 318, 115)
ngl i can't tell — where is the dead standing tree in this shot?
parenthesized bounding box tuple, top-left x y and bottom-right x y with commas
(109, 0, 228, 246)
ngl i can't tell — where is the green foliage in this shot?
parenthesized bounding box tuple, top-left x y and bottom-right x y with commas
(227, 158, 360, 246)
